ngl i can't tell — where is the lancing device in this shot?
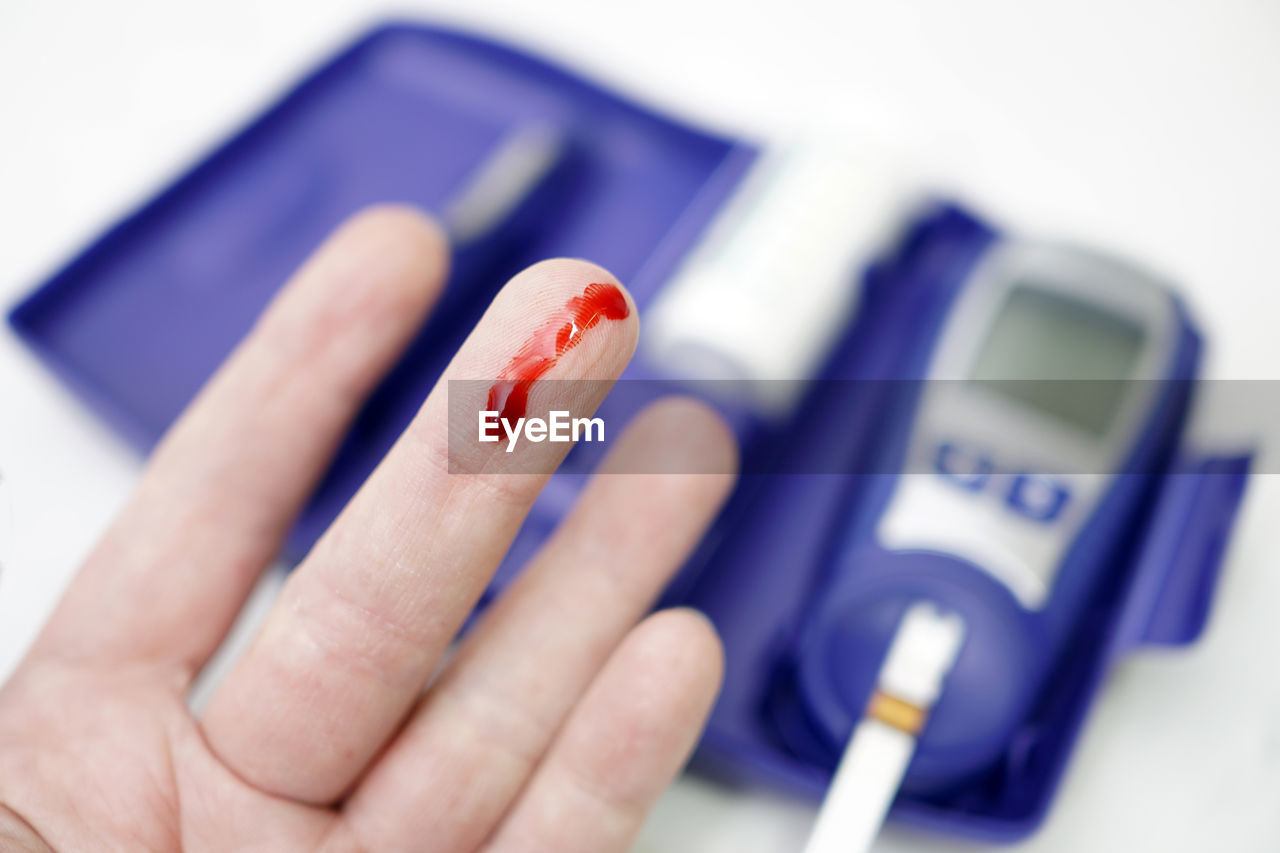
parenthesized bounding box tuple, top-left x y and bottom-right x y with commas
(643, 141, 917, 416)
(788, 239, 1198, 813)
(435, 122, 568, 312)
(441, 122, 566, 246)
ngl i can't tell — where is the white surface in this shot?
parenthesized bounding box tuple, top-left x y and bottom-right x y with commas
(1, 1, 1279, 851)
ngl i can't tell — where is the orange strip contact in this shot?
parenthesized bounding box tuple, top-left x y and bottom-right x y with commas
(865, 690, 927, 735)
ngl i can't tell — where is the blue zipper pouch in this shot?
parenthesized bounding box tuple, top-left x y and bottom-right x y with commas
(7, 22, 1251, 843)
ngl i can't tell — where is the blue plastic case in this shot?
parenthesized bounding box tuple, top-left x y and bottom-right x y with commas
(7, 22, 756, 566)
(7, 22, 1251, 843)
(679, 206, 1251, 840)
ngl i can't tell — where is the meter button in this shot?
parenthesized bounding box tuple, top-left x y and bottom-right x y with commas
(1006, 473, 1070, 523)
(934, 442, 993, 491)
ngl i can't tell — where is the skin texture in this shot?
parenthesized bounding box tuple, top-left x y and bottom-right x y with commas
(0, 206, 738, 851)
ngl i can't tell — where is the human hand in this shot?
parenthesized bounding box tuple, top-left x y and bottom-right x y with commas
(0, 206, 737, 851)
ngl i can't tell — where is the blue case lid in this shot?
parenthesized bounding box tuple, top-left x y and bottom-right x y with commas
(7, 21, 754, 563)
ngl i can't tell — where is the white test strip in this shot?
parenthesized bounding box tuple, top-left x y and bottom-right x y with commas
(803, 603, 967, 853)
(643, 140, 918, 415)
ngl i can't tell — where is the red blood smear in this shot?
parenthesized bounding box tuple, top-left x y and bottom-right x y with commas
(486, 282, 630, 424)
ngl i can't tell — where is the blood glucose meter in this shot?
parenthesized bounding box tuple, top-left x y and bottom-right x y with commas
(787, 239, 1197, 795)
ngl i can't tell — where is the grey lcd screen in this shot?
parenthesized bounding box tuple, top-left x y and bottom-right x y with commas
(969, 285, 1146, 436)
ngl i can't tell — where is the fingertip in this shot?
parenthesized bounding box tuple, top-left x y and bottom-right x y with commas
(330, 203, 452, 307)
(488, 258, 640, 374)
(631, 607, 726, 704)
(608, 396, 740, 483)
(338, 203, 450, 258)
(260, 203, 452, 357)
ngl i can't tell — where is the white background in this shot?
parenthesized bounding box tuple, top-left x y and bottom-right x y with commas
(2, 1, 1279, 850)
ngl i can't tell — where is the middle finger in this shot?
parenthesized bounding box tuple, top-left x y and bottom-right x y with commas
(339, 398, 736, 851)
(201, 259, 638, 803)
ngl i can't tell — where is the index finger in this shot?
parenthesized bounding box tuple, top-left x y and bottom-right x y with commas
(201, 259, 639, 803)
(29, 206, 449, 673)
